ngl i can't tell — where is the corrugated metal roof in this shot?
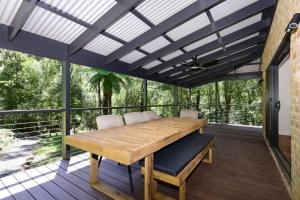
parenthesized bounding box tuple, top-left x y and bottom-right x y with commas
(140, 36, 171, 53)
(249, 58, 261, 63)
(41, 0, 116, 24)
(23, 7, 87, 44)
(158, 67, 173, 74)
(142, 60, 162, 69)
(225, 32, 259, 47)
(198, 47, 223, 59)
(184, 34, 218, 52)
(210, 0, 259, 21)
(84, 34, 123, 56)
(0, 0, 22, 25)
(166, 13, 210, 41)
(106, 12, 150, 42)
(229, 63, 260, 74)
(135, 0, 197, 25)
(178, 75, 190, 79)
(161, 50, 184, 61)
(230, 45, 258, 55)
(119, 50, 146, 63)
(219, 13, 262, 36)
(170, 71, 182, 77)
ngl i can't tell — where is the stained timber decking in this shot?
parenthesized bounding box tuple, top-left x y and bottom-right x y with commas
(0, 125, 291, 200)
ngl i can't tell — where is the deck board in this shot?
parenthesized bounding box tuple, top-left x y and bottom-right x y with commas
(0, 126, 291, 200)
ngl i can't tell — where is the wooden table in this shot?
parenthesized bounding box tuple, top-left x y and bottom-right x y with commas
(65, 117, 207, 200)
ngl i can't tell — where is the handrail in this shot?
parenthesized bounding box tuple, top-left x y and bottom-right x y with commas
(0, 109, 63, 115)
(0, 104, 261, 115)
(0, 104, 186, 115)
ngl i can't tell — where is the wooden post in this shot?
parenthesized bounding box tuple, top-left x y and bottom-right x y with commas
(144, 154, 154, 200)
(62, 59, 71, 160)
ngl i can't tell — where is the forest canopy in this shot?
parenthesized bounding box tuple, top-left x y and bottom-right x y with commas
(0, 49, 262, 125)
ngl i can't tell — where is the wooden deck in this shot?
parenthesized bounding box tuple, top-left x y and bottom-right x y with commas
(0, 125, 290, 200)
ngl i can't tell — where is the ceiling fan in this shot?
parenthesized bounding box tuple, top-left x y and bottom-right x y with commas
(180, 55, 206, 71)
(180, 55, 220, 71)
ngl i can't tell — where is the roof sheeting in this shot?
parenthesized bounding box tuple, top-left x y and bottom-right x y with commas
(219, 13, 262, 36)
(105, 12, 151, 42)
(166, 13, 210, 41)
(40, 0, 116, 24)
(210, 0, 259, 21)
(135, 0, 197, 25)
(140, 36, 171, 53)
(23, 7, 87, 44)
(0, 0, 276, 87)
(0, 0, 22, 25)
(183, 34, 218, 52)
(83, 34, 123, 55)
(119, 50, 146, 64)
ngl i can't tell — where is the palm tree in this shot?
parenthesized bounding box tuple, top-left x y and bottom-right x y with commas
(89, 69, 125, 114)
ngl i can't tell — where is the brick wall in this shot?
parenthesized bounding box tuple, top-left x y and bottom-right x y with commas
(261, 0, 300, 199)
(290, 29, 300, 200)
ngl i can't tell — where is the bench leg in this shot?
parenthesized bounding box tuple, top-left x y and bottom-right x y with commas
(153, 180, 157, 194)
(179, 181, 186, 200)
(199, 127, 205, 134)
(203, 148, 213, 164)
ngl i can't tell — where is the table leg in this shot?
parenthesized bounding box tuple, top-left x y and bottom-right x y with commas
(144, 154, 154, 200)
(90, 153, 99, 184)
(90, 153, 134, 200)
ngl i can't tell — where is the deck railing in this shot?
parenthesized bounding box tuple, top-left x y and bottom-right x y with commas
(196, 104, 262, 126)
(0, 103, 261, 177)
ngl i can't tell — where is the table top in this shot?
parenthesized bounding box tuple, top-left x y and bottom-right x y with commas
(65, 117, 207, 165)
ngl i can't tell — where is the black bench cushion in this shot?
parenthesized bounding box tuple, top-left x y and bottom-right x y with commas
(140, 132, 214, 176)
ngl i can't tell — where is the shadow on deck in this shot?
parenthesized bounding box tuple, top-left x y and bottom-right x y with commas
(0, 125, 290, 200)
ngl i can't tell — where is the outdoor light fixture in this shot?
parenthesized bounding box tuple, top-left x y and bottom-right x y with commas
(286, 13, 300, 33)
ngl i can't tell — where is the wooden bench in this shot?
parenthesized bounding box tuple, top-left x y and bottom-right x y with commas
(141, 132, 214, 200)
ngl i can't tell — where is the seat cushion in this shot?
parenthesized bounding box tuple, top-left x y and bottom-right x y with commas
(140, 132, 214, 176)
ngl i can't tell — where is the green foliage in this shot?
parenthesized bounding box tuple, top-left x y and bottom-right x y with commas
(0, 49, 262, 124)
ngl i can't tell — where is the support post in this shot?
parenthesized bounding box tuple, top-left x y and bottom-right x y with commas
(62, 59, 71, 160)
(173, 86, 178, 117)
(188, 88, 192, 109)
(214, 82, 218, 123)
(143, 79, 148, 111)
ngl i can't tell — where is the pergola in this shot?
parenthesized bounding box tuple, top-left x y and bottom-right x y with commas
(0, 0, 276, 157)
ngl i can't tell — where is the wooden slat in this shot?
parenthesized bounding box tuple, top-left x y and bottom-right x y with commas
(0, 125, 290, 200)
(45, 163, 110, 200)
(25, 168, 77, 200)
(35, 165, 98, 200)
(13, 172, 56, 200)
(0, 179, 15, 200)
(57, 155, 141, 199)
(1, 175, 35, 200)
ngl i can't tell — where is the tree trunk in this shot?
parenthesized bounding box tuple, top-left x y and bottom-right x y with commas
(223, 82, 232, 124)
(103, 91, 110, 115)
(97, 83, 102, 114)
(215, 82, 223, 115)
(140, 82, 144, 112)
